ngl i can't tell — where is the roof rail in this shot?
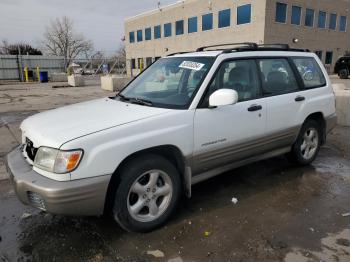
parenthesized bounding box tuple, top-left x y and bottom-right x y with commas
(196, 42, 258, 52)
(167, 51, 192, 56)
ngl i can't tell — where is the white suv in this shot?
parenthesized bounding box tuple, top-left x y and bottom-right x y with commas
(6, 43, 337, 232)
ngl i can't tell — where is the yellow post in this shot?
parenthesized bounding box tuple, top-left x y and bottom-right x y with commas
(36, 66, 40, 82)
(140, 59, 144, 72)
(24, 66, 29, 82)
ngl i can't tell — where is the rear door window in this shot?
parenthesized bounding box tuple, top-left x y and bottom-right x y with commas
(292, 57, 326, 88)
(258, 58, 299, 96)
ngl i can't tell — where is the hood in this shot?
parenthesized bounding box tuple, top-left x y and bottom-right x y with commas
(21, 98, 171, 148)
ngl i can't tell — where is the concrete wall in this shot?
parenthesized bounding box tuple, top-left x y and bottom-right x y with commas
(264, 0, 350, 71)
(125, 0, 267, 76)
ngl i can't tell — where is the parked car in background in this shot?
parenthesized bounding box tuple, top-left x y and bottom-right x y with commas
(6, 43, 337, 232)
(334, 55, 350, 79)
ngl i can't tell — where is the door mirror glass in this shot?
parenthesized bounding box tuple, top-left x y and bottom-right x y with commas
(209, 89, 238, 107)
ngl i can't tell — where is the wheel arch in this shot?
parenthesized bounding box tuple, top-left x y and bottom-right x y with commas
(103, 145, 189, 215)
(303, 112, 326, 144)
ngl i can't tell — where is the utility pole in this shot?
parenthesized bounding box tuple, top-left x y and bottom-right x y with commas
(17, 45, 24, 82)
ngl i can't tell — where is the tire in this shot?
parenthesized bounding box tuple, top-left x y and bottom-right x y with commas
(112, 154, 181, 232)
(287, 120, 322, 165)
(339, 68, 349, 79)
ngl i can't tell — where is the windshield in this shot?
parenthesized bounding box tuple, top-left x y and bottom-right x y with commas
(119, 57, 215, 109)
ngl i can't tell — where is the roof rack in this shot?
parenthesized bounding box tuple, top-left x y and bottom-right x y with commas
(167, 51, 192, 56)
(196, 42, 310, 53)
(196, 42, 258, 52)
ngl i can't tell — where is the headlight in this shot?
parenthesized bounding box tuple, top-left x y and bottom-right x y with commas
(34, 147, 83, 174)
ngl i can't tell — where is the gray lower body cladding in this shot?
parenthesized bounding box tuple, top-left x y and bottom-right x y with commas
(5, 147, 111, 216)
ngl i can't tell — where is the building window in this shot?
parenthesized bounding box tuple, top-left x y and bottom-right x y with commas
(145, 27, 151, 41)
(218, 9, 231, 28)
(145, 57, 153, 67)
(202, 13, 213, 31)
(340, 16, 347, 32)
(315, 51, 323, 60)
(154, 25, 161, 39)
(275, 2, 287, 23)
(325, 51, 333, 64)
(131, 59, 136, 69)
(188, 16, 197, 33)
(329, 13, 337, 30)
(164, 23, 172, 37)
(291, 6, 301, 25)
(305, 8, 314, 27)
(237, 4, 252, 25)
(318, 11, 327, 29)
(176, 20, 184, 35)
(137, 30, 143, 42)
(129, 32, 135, 43)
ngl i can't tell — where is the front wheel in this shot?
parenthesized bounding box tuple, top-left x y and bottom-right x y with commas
(339, 68, 349, 79)
(287, 120, 321, 165)
(112, 154, 181, 232)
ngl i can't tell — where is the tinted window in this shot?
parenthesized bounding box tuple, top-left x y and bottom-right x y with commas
(275, 2, 287, 23)
(145, 27, 151, 41)
(154, 25, 161, 39)
(329, 13, 337, 30)
(305, 9, 315, 27)
(293, 58, 326, 88)
(219, 9, 231, 28)
(137, 30, 143, 42)
(205, 60, 260, 104)
(325, 51, 333, 64)
(129, 32, 135, 43)
(237, 4, 251, 24)
(340, 16, 347, 32)
(202, 13, 213, 31)
(176, 20, 184, 35)
(137, 58, 143, 69)
(164, 23, 172, 37)
(291, 6, 302, 25)
(318, 11, 327, 28)
(258, 59, 299, 96)
(188, 17, 197, 33)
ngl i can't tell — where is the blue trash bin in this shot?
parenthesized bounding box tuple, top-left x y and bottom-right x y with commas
(40, 72, 49, 83)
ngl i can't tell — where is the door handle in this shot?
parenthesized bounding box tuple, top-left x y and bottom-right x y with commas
(295, 96, 305, 102)
(247, 104, 262, 112)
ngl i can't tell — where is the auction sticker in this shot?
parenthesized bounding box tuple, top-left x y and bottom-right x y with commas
(179, 61, 205, 71)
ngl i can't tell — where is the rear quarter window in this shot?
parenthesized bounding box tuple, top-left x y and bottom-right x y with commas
(292, 57, 326, 88)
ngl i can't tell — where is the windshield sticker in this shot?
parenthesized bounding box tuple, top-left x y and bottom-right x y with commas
(179, 61, 205, 71)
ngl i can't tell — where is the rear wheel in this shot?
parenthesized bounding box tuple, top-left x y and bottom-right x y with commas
(339, 68, 349, 79)
(287, 120, 321, 165)
(112, 154, 181, 232)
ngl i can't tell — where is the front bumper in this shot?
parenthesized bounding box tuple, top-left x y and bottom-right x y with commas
(5, 147, 111, 216)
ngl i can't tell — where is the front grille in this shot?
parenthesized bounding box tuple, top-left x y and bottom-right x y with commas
(25, 138, 38, 161)
(27, 191, 46, 210)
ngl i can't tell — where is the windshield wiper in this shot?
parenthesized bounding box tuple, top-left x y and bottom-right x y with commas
(118, 93, 130, 101)
(129, 97, 153, 107)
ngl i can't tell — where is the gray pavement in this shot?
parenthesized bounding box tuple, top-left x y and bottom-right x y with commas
(0, 77, 350, 261)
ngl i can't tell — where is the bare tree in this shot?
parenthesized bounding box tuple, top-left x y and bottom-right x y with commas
(42, 16, 93, 69)
(0, 40, 42, 55)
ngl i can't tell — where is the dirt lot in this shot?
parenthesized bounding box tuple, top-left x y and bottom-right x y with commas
(0, 77, 349, 262)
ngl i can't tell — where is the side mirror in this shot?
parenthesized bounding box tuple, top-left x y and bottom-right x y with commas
(209, 89, 238, 108)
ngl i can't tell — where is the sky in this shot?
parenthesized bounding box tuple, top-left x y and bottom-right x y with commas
(0, 0, 175, 55)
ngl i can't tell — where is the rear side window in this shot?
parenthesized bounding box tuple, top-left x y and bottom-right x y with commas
(292, 58, 326, 88)
(258, 58, 299, 96)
